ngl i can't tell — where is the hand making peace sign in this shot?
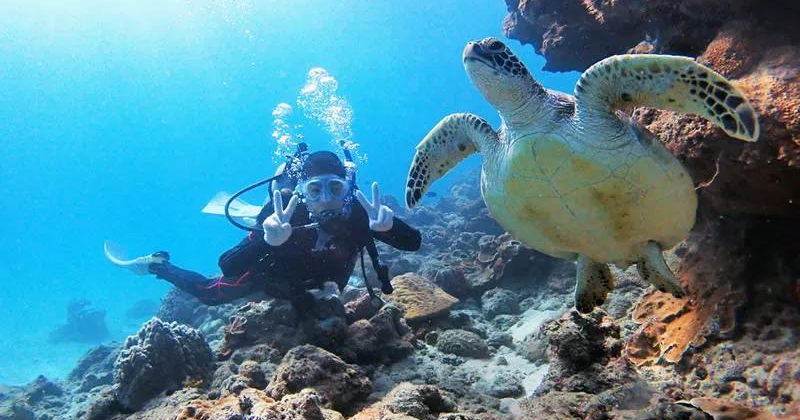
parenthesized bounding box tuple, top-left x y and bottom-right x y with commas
(262, 190, 299, 246)
(355, 182, 394, 232)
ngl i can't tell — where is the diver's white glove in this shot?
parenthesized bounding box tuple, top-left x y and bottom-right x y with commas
(355, 182, 394, 232)
(263, 190, 298, 246)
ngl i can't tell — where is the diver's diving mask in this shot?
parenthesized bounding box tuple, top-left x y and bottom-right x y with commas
(300, 175, 351, 202)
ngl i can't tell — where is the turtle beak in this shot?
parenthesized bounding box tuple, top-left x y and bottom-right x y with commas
(463, 42, 492, 66)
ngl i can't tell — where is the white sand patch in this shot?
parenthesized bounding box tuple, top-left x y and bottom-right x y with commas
(507, 306, 562, 343)
(521, 363, 549, 394)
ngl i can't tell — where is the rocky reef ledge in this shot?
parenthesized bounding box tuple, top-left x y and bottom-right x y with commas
(1, 165, 797, 419)
(503, 0, 800, 418)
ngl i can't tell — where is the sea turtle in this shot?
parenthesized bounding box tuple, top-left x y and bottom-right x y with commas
(405, 38, 759, 313)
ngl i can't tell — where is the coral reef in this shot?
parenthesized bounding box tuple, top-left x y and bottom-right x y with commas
(384, 273, 459, 323)
(3, 166, 796, 419)
(218, 298, 301, 358)
(501, 2, 800, 417)
(113, 318, 214, 410)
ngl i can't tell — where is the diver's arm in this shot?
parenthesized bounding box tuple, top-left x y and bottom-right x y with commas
(372, 217, 422, 251)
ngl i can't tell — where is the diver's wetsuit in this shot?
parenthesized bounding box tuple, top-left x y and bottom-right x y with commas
(150, 192, 421, 305)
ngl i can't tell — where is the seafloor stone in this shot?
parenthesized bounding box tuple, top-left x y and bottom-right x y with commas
(344, 292, 381, 323)
(350, 382, 457, 420)
(385, 273, 459, 322)
(474, 368, 525, 398)
(176, 388, 339, 420)
(266, 345, 372, 412)
(68, 344, 119, 393)
(465, 233, 558, 296)
(435, 329, 490, 359)
(433, 266, 470, 299)
(218, 298, 300, 358)
(113, 317, 214, 410)
(156, 288, 203, 327)
(521, 310, 652, 419)
(480, 288, 520, 319)
(343, 304, 414, 364)
(544, 310, 621, 374)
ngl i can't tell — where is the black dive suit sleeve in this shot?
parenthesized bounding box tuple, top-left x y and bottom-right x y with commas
(218, 204, 273, 278)
(372, 216, 422, 251)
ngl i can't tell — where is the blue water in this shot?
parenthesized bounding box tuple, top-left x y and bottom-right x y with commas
(0, 1, 578, 385)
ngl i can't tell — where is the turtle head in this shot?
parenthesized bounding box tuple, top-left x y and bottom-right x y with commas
(464, 38, 546, 124)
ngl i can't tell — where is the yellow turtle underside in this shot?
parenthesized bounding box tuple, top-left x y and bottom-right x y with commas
(481, 130, 697, 265)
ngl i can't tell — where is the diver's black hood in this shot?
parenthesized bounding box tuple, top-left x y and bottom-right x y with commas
(302, 151, 346, 178)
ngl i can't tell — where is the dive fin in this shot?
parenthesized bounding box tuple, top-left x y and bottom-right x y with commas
(103, 241, 168, 276)
(202, 191, 262, 218)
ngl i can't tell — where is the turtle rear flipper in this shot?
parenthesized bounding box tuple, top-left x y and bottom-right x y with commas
(574, 54, 759, 142)
(405, 113, 495, 209)
(575, 255, 616, 313)
(637, 241, 686, 298)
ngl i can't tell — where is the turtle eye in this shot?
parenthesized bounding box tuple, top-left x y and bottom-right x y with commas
(487, 40, 505, 53)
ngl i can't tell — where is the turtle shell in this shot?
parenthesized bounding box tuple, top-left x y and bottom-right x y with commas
(481, 124, 696, 265)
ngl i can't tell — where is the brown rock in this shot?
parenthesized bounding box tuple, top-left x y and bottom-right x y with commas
(350, 383, 457, 420)
(503, 0, 800, 73)
(679, 397, 779, 420)
(344, 293, 380, 323)
(218, 299, 300, 359)
(176, 388, 338, 420)
(342, 304, 414, 364)
(266, 345, 372, 412)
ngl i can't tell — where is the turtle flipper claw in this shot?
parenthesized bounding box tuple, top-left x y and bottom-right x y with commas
(637, 242, 685, 298)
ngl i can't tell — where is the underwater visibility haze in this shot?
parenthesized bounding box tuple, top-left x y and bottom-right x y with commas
(1, 0, 799, 419)
(1, 0, 559, 385)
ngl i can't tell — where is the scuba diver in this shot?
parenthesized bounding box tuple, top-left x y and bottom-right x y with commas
(105, 146, 421, 312)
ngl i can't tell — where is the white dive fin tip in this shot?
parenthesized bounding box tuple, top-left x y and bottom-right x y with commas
(103, 240, 133, 267)
(202, 191, 261, 217)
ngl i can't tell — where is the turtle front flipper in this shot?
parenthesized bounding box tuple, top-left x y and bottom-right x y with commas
(636, 241, 686, 298)
(574, 54, 759, 142)
(574, 255, 616, 313)
(405, 113, 496, 209)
